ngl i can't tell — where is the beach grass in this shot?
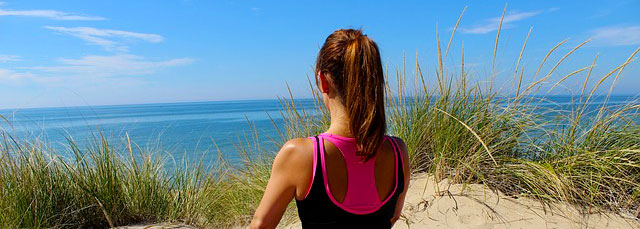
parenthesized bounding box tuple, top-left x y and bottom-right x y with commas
(1, 11, 639, 228)
(386, 13, 639, 216)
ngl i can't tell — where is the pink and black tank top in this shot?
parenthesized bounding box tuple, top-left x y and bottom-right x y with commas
(295, 133, 405, 228)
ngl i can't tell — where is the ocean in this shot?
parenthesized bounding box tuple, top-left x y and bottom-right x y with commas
(0, 95, 636, 166)
(0, 99, 319, 166)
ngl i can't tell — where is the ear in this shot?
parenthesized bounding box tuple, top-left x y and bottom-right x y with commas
(318, 71, 330, 93)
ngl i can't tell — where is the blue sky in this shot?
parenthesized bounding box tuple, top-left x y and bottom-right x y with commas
(0, 0, 639, 109)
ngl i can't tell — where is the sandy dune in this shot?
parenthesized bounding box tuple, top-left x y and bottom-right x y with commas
(393, 174, 639, 229)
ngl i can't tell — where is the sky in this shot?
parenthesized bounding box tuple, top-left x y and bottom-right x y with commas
(0, 0, 639, 109)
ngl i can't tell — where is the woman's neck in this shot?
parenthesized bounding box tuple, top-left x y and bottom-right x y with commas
(326, 123, 352, 137)
(326, 101, 353, 137)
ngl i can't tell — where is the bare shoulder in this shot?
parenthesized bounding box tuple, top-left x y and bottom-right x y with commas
(281, 138, 313, 150)
(271, 138, 315, 196)
(278, 138, 313, 158)
(272, 138, 314, 171)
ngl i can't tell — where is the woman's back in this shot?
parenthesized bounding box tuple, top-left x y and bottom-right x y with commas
(295, 133, 406, 227)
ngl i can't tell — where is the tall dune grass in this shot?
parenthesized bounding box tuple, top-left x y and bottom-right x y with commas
(0, 98, 321, 227)
(1, 9, 639, 228)
(385, 10, 640, 217)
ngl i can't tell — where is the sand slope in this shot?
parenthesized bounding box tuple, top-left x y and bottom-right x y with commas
(393, 174, 639, 229)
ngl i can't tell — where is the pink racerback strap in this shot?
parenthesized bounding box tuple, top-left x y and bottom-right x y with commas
(318, 133, 400, 215)
(301, 136, 318, 199)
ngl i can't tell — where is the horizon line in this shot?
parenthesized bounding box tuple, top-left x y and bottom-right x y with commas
(2, 93, 639, 111)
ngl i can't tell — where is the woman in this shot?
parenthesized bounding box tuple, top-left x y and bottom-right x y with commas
(250, 29, 410, 228)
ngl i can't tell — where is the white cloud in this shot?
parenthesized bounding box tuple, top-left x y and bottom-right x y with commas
(460, 10, 542, 34)
(1, 54, 194, 85)
(29, 54, 194, 78)
(0, 7, 104, 20)
(44, 26, 164, 52)
(0, 55, 20, 62)
(590, 25, 640, 46)
(0, 68, 34, 81)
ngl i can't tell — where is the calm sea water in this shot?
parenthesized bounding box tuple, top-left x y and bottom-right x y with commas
(0, 96, 636, 166)
(0, 99, 318, 166)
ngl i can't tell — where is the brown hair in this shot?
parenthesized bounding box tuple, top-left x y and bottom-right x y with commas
(316, 29, 386, 161)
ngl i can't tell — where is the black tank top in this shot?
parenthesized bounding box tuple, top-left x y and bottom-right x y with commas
(295, 135, 405, 228)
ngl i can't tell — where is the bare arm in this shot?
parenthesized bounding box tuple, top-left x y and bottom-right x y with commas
(250, 139, 311, 229)
(391, 137, 410, 226)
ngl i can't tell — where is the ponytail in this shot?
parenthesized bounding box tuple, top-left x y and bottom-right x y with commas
(316, 29, 386, 161)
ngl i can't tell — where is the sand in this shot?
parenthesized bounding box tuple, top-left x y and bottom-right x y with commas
(393, 174, 639, 229)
